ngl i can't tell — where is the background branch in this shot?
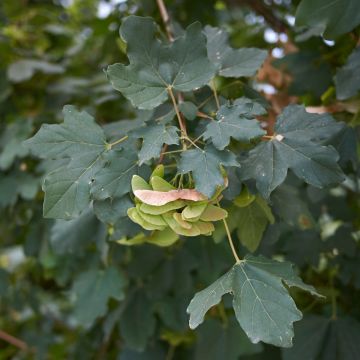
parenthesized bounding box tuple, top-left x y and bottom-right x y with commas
(226, 0, 289, 33)
(156, 0, 174, 41)
(0, 330, 33, 352)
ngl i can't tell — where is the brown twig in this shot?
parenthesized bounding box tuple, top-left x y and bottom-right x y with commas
(156, 0, 189, 156)
(168, 86, 188, 138)
(156, 0, 174, 41)
(226, 0, 289, 33)
(0, 330, 32, 352)
(158, 144, 168, 163)
(211, 79, 220, 110)
(197, 111, 213, 120)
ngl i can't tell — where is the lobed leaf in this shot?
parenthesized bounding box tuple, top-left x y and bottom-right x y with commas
(205, 26, 267, 77)
(72, 267, 127, 327)
(187, 255, 323, 347)
(24, 105, 106, 159)
(240, 105, 345, 198)
(203, 98, 266, 150)
(295, 0, 360, 39)
(131, 123, 179, 164)
(107, 16, 216, 109)
(234, 196, 274, 252)
(179, 145, 239, 197)
(335, 47, 360, 100)
(91, 150, 139, 200)
(283, 315, 360, 360)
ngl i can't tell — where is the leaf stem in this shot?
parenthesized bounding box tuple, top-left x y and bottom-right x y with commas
(217, 202, 241, 263)
(223, 217, 241, 263)
(211, 79, 220, 110)
(168, 86, 188, 149)
(197, 111, 214, 120)
(107, 135, 128, 149)
(182, 136, 201, 150)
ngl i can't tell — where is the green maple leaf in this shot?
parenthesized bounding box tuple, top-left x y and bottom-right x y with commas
(335, 47, 360, 100)
(50, 209, 105, 255)
(205, 26, 267, 78)
(25, 105, 107, 219)
(240, 105, 345, 198)
(7, 59, 64, 83)
(0, 119, 32, 170)
(72, 267, 127, 327)
(90, 150, 140, 200)
(131, 123, 179, 164)
(295, 0, 360, 39)
(0, 172, 38, 208)
(93, 196, 133, 225)
(187, 255, 323, 348)
(24, 105, 106, 159)
(43, 152, 105, 219)
(25, 106, 139, 219)
(195, 318, 262, 360)
(106, 16, 216, 110)
(203, 98, 266, 150)
(178, 145, 239, 197)
(120, 289, 156, 351)
(235, 196, 274, 252)
(283, 315, 360, 360)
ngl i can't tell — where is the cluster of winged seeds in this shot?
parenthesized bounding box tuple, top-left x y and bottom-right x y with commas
(127, 166, 228, 243)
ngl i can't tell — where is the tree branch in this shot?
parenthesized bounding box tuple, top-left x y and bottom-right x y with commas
(226, 0, 289, 33)
(0, 330, 33, 352)
(156, 0, 174, 41)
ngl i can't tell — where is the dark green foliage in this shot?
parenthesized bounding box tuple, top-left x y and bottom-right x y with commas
(335, 47, 360, 100)
(295, 0, 360, 39)
(240, 105, 345, 198)
(1, 0, 359, 358)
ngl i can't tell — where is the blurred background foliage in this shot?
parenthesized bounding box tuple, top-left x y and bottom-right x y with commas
(0, 0, 359, 359)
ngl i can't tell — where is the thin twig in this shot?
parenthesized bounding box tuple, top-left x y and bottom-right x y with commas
(156, 0, 174, 41)
(162, 149, 186, 155)
(168, 86, 188, 142)
(198, 80, 244, 110)
(156, 0, 179, 161)
(226, 0, 289, 33)
(211, 79, 220, 110)
(0, 330, 32, 352)
(165, 344, 176, 360)
(330, 274, 337, 320)
(158, 144, 168, 163)
(193, 134, 203, 145)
